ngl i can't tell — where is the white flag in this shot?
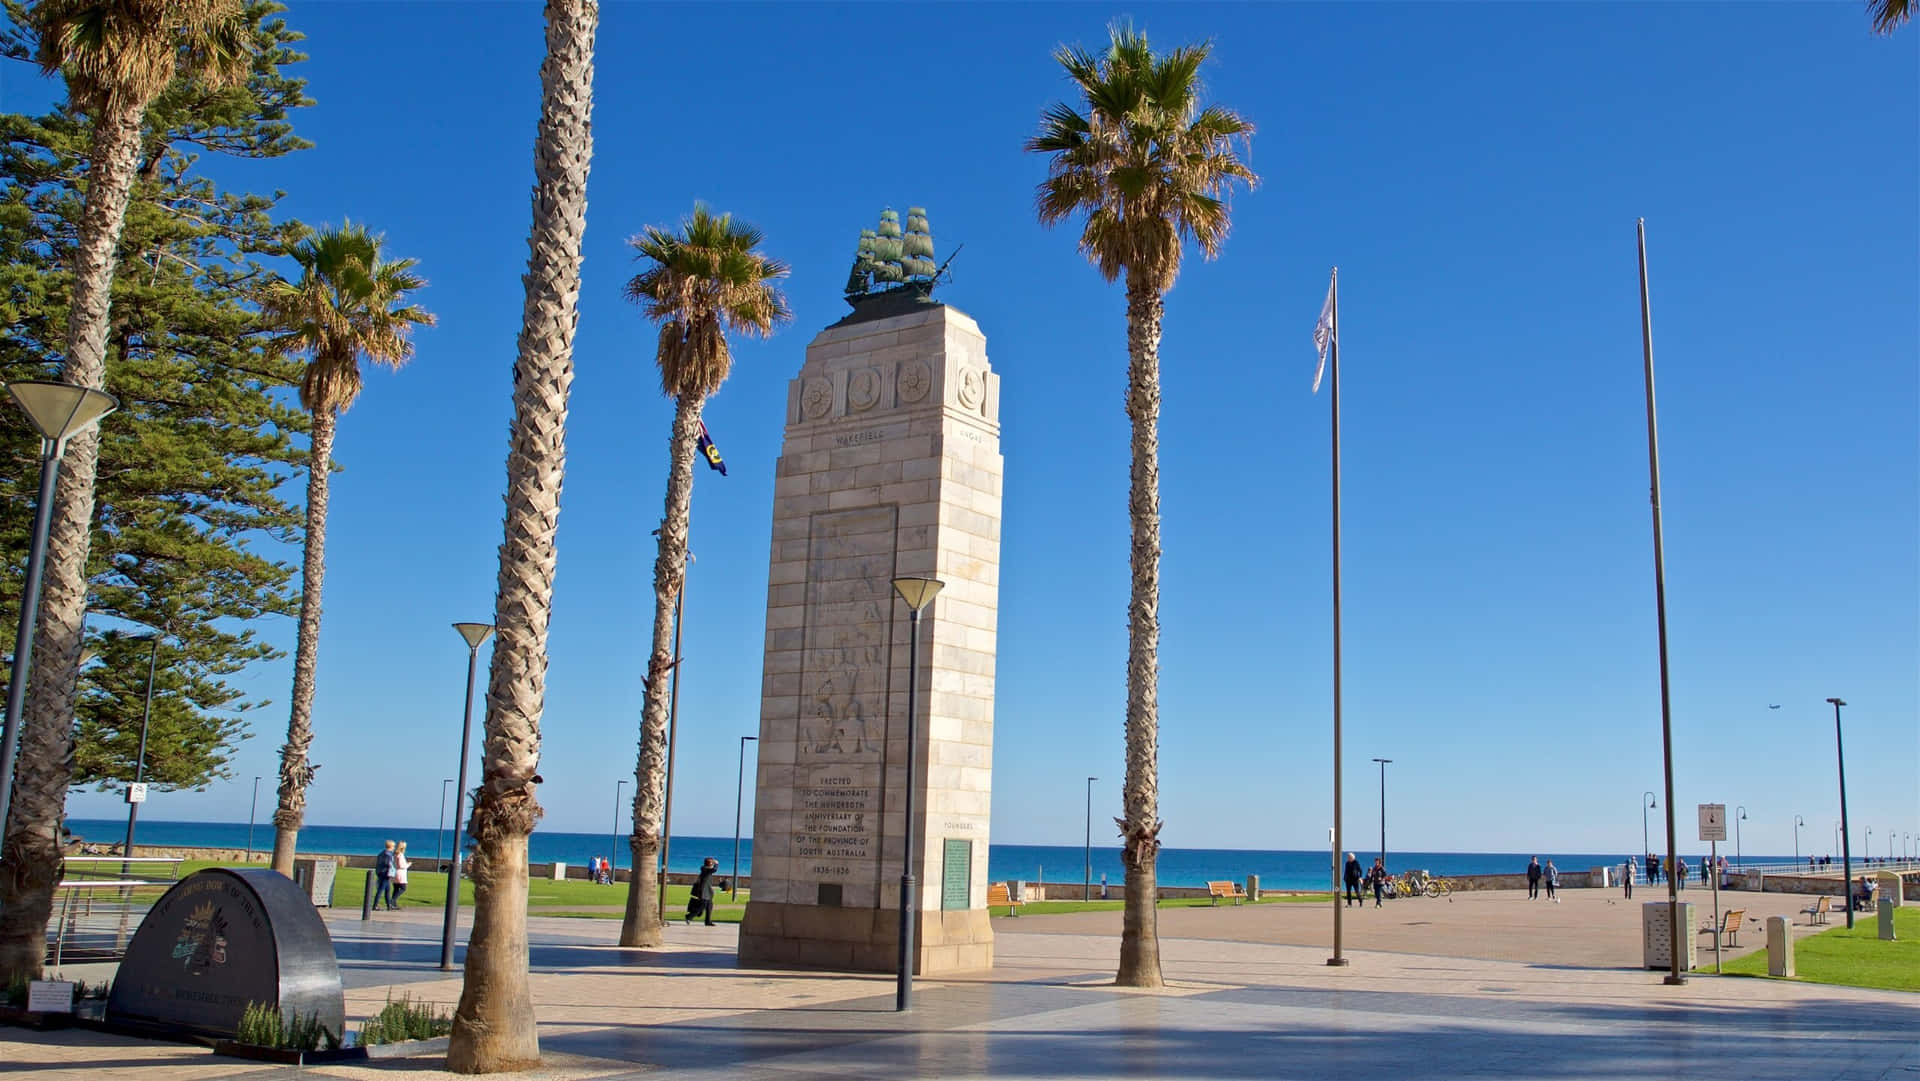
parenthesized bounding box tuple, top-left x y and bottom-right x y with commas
(1312, 273, 1336, 393)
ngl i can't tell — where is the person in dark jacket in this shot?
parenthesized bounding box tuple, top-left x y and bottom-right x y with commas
(372, 840, 396, 910)
(1343, 853, 1364, 907)
(1526, 856, 1542, 900)
(1370, 857, 1388, 908)
(686, 857, 719, 926)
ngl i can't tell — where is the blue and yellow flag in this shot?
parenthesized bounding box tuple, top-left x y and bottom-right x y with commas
(697, 420, 727, 476)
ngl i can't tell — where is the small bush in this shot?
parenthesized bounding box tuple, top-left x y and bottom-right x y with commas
(3, 976, 26, 1008)
(356, 992, 453, 1046)
(235, 1001, 340, 1050)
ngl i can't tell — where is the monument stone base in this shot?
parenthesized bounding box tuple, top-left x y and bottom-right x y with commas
(739, 902, 993, 975)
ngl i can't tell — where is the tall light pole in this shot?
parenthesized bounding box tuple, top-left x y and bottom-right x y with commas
(1829, 697, 1853, 930)
(442, 622, 493, 971)
(121, 631, 164, 874)
(1734, 806, 1746, 868)
(1793, 815, 1804, 865)
(1637, 222, 1686, 985)
(436, 778, 453, 869)
(655, 545, 692, 924)
(1643, 791, 1657, 869)
(1864, 826, 1872, 862)
(1371, 758, 1392, 867)
(733, 736, 757, 900)
(1084, 776, 1098, 901)
(612, 778, 626, 875)
(247, 775, 262, 861)
(890, 576, 943, 1013)
(0, 381, 118, 839)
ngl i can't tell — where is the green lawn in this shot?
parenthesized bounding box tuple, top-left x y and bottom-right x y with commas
(169, 860, 745, 917)
(990, 893, 1333, 917)
(1723, 906, 1919, 992)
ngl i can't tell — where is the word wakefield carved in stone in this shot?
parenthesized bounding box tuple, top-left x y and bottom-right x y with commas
(107, 868, 344, 1040)
(741, 287, 1002, 976)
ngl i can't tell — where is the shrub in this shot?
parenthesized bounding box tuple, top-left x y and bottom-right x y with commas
(235, 1001, 340, 1050)
(356, 991, 453, 1046)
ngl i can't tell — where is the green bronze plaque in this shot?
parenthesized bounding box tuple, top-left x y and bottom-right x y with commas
(941, 838, 972, 911)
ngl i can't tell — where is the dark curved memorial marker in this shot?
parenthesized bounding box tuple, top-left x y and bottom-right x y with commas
(107, 867, 344, 1041)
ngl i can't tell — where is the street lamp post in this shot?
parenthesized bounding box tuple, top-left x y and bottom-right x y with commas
(121, 632, 164, 873)
(436, 778, 453, 869)
(1084, 776, 1098, 901)
(612, 778, 626, 876)
(733, 736, 756, 901)
(1735, 806, 1746, 869)
(1829, 697, 1854, 930)
(1643, 791, 1657, 873)
(1864, 827, 1872, 863)
(0, 381, 119, 839)
(247, 775, 262, 861)
(890, 576, 943, 1013)
(1793, 815, 1804, 865)
(1372, 758, 1392, 868)
(441, 622, 494, 971)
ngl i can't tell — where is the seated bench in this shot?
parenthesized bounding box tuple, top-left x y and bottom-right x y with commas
(1206, 880, 1247, 906)
(1800, 895, 1832, 925)
(1700, 907, 1746, 948)
(987, 883, 1022, 916)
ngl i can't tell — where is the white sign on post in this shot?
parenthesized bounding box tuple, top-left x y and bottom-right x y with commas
(126, 782, 148, 804)
(26, 980, 74, 1014)
(1698, 803, 1727, 842)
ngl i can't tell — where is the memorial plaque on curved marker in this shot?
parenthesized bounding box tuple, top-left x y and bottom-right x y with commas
(107, 867, 344, 1040)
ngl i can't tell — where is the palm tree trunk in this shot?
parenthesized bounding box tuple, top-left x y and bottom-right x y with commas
(1116, 276, 1165, 989)
(618, 392, 704, 948)
(0, 98, 145, 985)
(270, 407, 334, 877)
(447, 0, 596, 1071)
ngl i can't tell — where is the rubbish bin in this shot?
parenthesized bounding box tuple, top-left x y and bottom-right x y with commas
(1590, 866, 1610, 889)
(550, 861, 567, 881)
(1765, 915, 1794, 976)
(1642, 901, 1697, 970)
(291, 858, 338, 907)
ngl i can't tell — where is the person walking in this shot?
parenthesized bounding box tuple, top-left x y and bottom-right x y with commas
(1544, 859, 1559, 903)
(1676, 857, 1689, 890)
(1527, 856, 1542, 900)
(687, 856, 719, 926)
(1623, 856, 1637, 899)
(1370, 857, 1387, 908)
(372, 840, 397, 911)
(1343, 852, 1364, 907)
(1647, 853, 1659, 884)
(389, 841, 411, 908)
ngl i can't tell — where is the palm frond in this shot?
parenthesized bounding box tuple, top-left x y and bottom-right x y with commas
(624, 203, 792, 400)
(1870, 0, 1911, 32)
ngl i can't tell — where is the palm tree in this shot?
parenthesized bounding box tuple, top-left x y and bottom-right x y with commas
(446, 0, 597, 1071)
(1025, 24, 1255, 989)
(615, 206, 790, 948)
(260, 224, 432, 877)
(0, 0, 251, 985)
(1871, 0, 1911, 32)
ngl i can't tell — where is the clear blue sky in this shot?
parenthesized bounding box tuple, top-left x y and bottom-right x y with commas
(39, 3, 1918, 858)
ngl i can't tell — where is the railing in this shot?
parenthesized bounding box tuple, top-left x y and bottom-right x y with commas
(46, 856, 183, 966)
(1727, 859, 1920, 878)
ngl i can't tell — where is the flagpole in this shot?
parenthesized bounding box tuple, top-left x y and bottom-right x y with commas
(1326, 267, 1348, 968)
(1637, 221, 1686, 986)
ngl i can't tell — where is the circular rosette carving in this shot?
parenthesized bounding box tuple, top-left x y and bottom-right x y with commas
(897, 361, 932, 404)
(801, 378, 834, 419)
(847, 367, 882, 412)
(957, 367, 985, 410)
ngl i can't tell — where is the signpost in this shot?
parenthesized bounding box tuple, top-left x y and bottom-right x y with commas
(1700, 803, 1726, 973)
(125, 782, 147, 804)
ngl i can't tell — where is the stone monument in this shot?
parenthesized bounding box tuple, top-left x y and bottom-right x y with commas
(739, 208, 1001, 974)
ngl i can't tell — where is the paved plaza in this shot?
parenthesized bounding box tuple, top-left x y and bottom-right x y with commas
(5, 889, 1916, 1080)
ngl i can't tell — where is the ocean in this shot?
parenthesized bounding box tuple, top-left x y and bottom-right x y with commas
(71, 819, 1779, 891)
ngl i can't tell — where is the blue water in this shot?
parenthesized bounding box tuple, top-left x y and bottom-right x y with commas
(71, 820, 1790, 892)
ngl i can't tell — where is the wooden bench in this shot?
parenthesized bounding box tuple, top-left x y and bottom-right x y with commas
(1206, 880, 1247, 906)
(987, 883, 1022, 916)
(1800, 895, 1833, 925)
(1700, 907, 1746, 948)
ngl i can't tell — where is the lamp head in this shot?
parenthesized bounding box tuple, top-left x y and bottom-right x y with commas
(453, 622, 495, 649)
(6, 381, 119, 445)
(891, 576, 944, 612)
(1826, 697, 1846, 706)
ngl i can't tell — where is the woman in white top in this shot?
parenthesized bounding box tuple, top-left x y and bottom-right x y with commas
(1623, 856, 1636, 899)
(389, 841, 411, 909)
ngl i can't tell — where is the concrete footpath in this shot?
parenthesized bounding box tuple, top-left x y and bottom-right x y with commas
(4, 890, 1915, 1080)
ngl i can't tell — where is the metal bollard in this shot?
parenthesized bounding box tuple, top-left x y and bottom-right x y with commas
(361, 870, 375, 921)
